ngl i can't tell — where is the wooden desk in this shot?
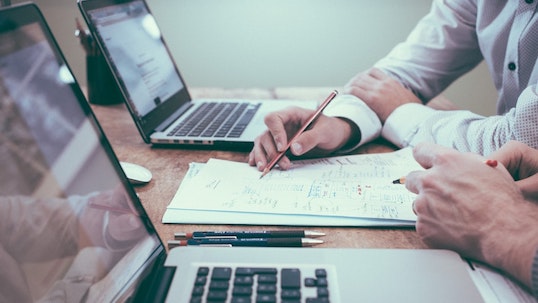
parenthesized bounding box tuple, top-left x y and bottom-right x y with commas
(91, 87, 426, 250)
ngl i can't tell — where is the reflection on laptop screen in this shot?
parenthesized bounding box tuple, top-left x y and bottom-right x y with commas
(0, 11, 160, 302)
(87, 1, 183, 118)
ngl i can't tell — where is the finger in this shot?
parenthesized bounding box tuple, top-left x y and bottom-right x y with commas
(411, 142, 454, 169)
(256, 130, 293, 170)
(108, 214, 142, 241)
(489, 141, 538, 179)
(404, 170, 423, 194)
(516, 174, 538, 201)
(264, 109, 299, 152)
(249, 132, 274, 170)
(289, 129, 319, 156)
(368, 67, 388, 80)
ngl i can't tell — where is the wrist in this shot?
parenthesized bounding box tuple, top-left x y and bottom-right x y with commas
(337, 117, 361, 151)
(482, 203, 538, 289)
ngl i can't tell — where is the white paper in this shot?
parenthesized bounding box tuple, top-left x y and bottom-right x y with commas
(164, 148, 421, 226)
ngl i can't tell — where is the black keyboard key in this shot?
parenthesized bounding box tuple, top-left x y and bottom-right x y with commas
(209, 281, 229, 290)
(315, 269, 327, 278)
(198, 267, 210, 276)
(207, 290, 227, 301)
(317, 287, 330, 297)
(316, 278, 328, 287)
(281, 268, 301, 289)
(281, 289, 301, 300)
(257, 284, 277, 294)
(191, 286, 205, 296)
(234, 275, 254, 286)
(236, 267, 278, 276)
(211, 267, 232, 280)
(232, 286, 253, 296)
(256, 294, 277, 303)
(258, 274, 277, 284)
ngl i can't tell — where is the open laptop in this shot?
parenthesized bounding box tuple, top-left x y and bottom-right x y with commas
(0, 3, 487, 302)
(77, 0, 317, 150)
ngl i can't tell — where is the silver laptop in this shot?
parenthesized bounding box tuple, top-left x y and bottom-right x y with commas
(77, 0, 316, 150)
(0, 4, 485, 302)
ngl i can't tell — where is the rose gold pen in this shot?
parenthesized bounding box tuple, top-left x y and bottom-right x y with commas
(259, 90, 339, 179)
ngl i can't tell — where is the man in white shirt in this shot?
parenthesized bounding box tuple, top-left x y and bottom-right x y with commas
(248, 0, 538, 170)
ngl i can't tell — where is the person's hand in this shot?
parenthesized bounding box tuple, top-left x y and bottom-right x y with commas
(80, 185, 146, 251)
(404, 142, 538, 290)
(248, 106, 356, 171)
(344, 67, 421, 123)
(488, 140, 538, 201)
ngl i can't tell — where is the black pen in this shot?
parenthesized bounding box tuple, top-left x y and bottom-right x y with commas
(174, 230, 325, 239)
(167, 238, 323, 248)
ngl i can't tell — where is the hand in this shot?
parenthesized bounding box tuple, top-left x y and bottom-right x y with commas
(404, 142, 538, 289)
(80, 185, 145, 251)
(248, 106, 356, 171)
(344, 67, 421, 123)
(488, 140, 538, 201)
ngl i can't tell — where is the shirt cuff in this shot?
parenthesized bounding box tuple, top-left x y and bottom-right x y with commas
(323, 94, 382, 152)
(382, 103, 436, 148)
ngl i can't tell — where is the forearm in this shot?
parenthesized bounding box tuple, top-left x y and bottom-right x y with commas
(382, 85, 538, 155)
(532, 250, 538, 298)
(481, 201, 538, 292)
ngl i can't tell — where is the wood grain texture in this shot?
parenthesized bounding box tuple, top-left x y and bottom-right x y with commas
(91, 87, 427, 250)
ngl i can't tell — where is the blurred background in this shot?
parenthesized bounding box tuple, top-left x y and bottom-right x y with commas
(10, 0, 497, 115)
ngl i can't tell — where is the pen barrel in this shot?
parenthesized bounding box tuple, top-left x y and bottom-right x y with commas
(187, 238, 304, 247)
(192, 231, 304, 239)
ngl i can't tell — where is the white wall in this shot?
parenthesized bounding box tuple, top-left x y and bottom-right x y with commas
(15, 0, 497, 115)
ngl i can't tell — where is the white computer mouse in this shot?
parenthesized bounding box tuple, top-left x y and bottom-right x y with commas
(120, 161, 152, 185)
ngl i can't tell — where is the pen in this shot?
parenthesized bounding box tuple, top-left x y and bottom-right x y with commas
(393, 158, 500, 185)
(174, 230, 325, 239)
(88, 200, 137, 215)
(259, 90, 339, 179)
(167, 238, 323, 248)
(392, 177, 406, 185)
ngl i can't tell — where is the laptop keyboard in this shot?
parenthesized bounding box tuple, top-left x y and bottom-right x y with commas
(168, 102, 261, 139)
(189, 266, 331, 303)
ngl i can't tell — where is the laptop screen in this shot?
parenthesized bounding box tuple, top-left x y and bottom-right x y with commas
(0, 4, 161, 302)
(81, 0, 191, 140)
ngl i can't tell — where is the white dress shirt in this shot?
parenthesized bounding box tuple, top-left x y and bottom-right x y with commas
(325, 0, 538, 156)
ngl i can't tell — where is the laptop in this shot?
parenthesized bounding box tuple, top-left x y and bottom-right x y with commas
(0, 3, 487, 302)
(77, 0, 317, 151)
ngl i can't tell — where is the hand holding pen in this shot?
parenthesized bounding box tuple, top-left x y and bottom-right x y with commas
(259, 90, 338, 178)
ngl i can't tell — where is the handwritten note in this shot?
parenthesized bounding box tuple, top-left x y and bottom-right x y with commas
(167, 148, 422, 222)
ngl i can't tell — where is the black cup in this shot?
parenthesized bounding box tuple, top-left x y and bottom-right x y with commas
(86, 54, 123, 105)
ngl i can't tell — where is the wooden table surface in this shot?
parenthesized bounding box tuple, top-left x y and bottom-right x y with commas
(91, 87, 427, 251)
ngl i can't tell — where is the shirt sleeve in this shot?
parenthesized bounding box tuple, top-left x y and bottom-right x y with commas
(0, 196, 84, 262)
(322, 94, 382, 152)
(375, 0, 483, 102)
(381, 84, 538, 155)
